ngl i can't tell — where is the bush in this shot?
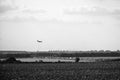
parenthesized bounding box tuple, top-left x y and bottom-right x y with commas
(75, 57, 80, 62)
(3, 57, 21, 63)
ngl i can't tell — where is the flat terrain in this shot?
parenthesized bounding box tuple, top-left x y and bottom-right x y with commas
(0, 62, 120, 80)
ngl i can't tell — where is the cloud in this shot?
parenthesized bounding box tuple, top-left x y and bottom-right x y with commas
(64, 7, 120, 16)
(0, 0, 46, 13)
(0, 0, 120, 23)
(22, 9, 46, 14)
(0, 5, 15, 13)
(112, 9, 120, 15)
(0, 11, 52, 22)
(0, 0, 48, 21)
(0, 0, 18, 13)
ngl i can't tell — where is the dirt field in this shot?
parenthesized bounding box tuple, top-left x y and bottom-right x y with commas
(0, 61, 120, 80)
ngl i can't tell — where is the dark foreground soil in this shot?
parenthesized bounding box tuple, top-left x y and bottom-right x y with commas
(0, 61, 120, 80)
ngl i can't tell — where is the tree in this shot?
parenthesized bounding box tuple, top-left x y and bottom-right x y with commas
(75, 57, 80, 62)
(4, 57, 21, 63)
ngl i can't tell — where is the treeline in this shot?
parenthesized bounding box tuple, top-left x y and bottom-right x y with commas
(60, 52, 120, 57)
(0, 51, 32, 58)
(0, 51, 120, 58)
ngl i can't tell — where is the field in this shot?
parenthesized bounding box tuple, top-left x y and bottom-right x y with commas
(0, 62, 120, 80)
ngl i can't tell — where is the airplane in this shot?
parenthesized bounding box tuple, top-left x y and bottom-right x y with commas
(37, 40, 42, 43)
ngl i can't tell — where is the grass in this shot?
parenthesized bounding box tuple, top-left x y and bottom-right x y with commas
(0, 61, 120, 80)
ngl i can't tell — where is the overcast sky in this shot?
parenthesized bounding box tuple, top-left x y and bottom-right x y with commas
(0, 0, 120, 51)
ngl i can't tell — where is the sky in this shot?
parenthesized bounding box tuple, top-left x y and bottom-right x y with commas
(0, 0, 120, 51)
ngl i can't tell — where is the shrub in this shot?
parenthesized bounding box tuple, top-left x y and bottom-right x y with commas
(75, 57, 80, 62)
(4, 57, 21, 63)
